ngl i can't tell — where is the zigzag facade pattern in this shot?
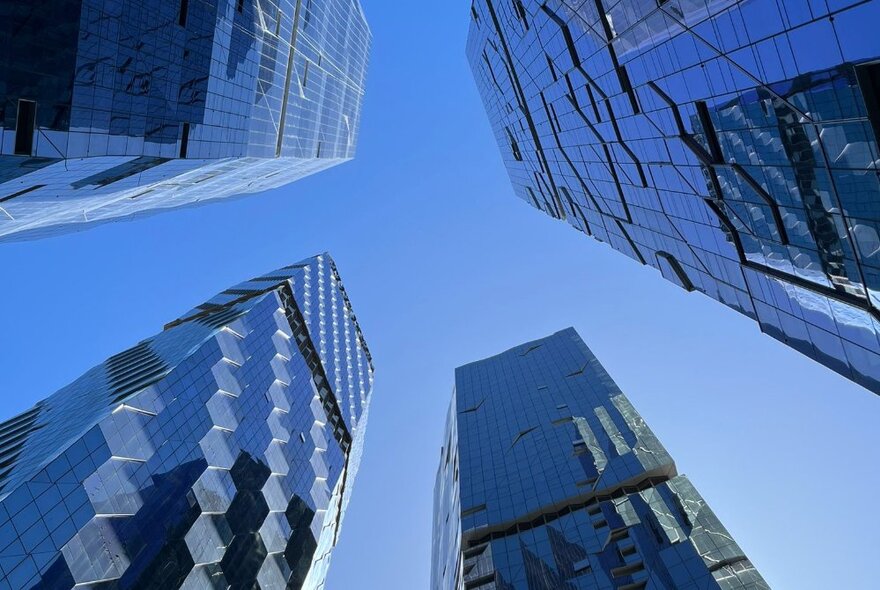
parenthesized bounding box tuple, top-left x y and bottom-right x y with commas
(432, 328, 767, 589)
(468, 0, 880, 395)
(0, 254, 373, 590)
(0, 0, 370, 241)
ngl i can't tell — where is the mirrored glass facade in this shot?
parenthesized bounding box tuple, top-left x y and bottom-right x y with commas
(0, 0, 369, 241)
(432, 328, 766, 589)
(467, 0, 880, 395)
(0, 253, 374, 590)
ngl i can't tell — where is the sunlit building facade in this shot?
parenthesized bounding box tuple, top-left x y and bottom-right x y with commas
(0, 0, 369, 241)
(0, 253, 374, 589)
(432, 328, 766, 589)
(467, 0, 880, 395)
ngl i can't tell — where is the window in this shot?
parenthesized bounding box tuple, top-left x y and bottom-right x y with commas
(616, 64, 640, 113)
(514, 0, 529, 29)
(656, 251, 695, 292)
(14, 100, 36, 156)
(105, 342, 168, 404)
(546, 55, 557, 81)
(128, 188, 155, 200)
(694, 100, 723, 162)
(510, 426, 537, 448)
(72, 157, 170, 189)
(1, 185, 45, 203)
(237, 0, 244, 13)
(572, 558, 592, 576)
(302, 60, 311, 88)
(461, 504, 487, 518)
(178, 0, 188, 26)
(464, 576, 495, 589)
(180, 122, 190, 158)
(505, 128, 522, 161)
(303, 0, 313, 29)
(857, 61, 880, 143)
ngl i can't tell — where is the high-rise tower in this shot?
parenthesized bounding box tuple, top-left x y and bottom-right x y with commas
(467, 0, 880, 395)
(0, 0, 369, 241)
(0, 254, 373, 589)
(432, 328, 766, 589)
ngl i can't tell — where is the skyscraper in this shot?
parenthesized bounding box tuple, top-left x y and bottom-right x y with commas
(0, 0, 369, 241)
(467, 0, 880, 395)
(0, 253, 373, 589)
(432, 328, 766, 589)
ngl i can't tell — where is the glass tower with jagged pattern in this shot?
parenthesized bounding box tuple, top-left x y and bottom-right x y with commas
(0, 254, 373, 590)
(0, 0, 369, 241)
(467, 0, 880, 395)
(432, 328, 766, 590)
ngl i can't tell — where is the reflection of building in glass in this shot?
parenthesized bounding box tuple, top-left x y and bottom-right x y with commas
(0, 253, 374, 589)
(432, 328, 766, 590)
(0, 0, 369, 241)
(468, 0, 880, 395)
(703, 67, 877, 295)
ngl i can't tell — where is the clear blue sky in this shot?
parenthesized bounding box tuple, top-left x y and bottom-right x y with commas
(1, 3, 878, 589)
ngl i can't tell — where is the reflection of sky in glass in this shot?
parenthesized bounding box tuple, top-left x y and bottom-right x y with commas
(0, 254, 373, 589)
(468, 0, 880, 395)
(433, 329, 767, 589)
(0, 0, 370, 242)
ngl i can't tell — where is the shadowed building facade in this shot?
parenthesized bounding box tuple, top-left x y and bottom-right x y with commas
(432, 328, 766, 589)
(0, 0, 369, 241)
(467, 0, 880, 395)
(0, 253, 373, 589)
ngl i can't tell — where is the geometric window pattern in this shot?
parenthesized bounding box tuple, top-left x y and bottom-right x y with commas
(0, 0, 370, 241)
(432, 328, 766, 589)
(468, 0, 880, 396)
(0, 253, 373, 589)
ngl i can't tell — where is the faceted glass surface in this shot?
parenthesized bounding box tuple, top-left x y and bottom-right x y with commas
(467, 0, 880, 395)
(0, 0, 370, 241)
(432, 328, 766, 589)
(0, 253, 374, 590)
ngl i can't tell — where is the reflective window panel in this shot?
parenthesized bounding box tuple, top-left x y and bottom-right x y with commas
(432, 328, 766, 589)
(0, 253, 374, 590)
(467, 0, 880, 395)
(0, 0, 370, 241)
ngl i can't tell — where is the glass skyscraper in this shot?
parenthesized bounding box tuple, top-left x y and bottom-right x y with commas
(0, 253, 373, 589)
(432, 328, 766, 589)
(467, 0, 880, 395)
(0, 0, 369, 241)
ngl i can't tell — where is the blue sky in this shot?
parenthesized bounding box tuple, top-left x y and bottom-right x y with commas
(1, 3, 878, 589)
